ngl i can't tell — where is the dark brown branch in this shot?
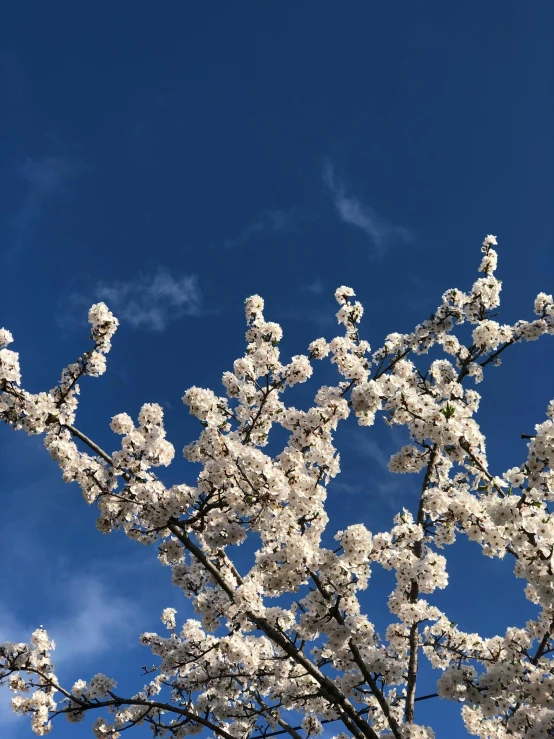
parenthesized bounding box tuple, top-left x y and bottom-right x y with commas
(6, 665, 238, 739)
(530, 622, 554, 666)
(414, 692, 439, 702)
(308, 572, 402, 739)
(64, 423, 113, 465)
(405, 446, 438, 723)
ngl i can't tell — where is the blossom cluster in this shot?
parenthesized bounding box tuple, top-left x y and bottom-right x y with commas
(1, 235, 554, 739)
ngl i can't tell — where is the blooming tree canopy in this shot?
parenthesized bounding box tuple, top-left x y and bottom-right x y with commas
(1, 236, 554, 739)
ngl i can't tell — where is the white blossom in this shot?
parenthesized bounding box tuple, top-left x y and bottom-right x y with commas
(1, 235, 554, 739)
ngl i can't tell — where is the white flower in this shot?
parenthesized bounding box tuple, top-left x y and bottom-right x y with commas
(110, 413, 135, 435)
(0, 328, 14, 348)
(161, 607, 177, 630)
(534, 292, 553, 316)
(301, 715, 324, 736)
(88, 673, 117, 699)
(3, 233, 554, 739)
(0, 348, 21, 384)
(482, 234, 498, 247)
(308, 338, 330, 359)
(334, 285, 355, 303)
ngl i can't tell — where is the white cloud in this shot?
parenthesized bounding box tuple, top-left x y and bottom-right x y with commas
(323, 160, 412, 258)
(330, 472, 411, 512)
(60, 267, 202, 332)
(0, 575, 141, 668)
(0, 574, 142, 734)
(16, 157, 76, 196)
(224, 208, 297, 249)
(302, 276, 325, 295)
(349, 434, 391, 469)
(339, 429, 417, 510)
(330, 479, 366, 495)
(0, 605, 26, 645)
(278, 303, 336, 330)
(51, 576, 142, 665)
(0, 685, 24, 734)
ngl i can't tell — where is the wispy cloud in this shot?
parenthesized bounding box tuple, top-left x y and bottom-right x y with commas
(277, 276, 335, 329)
(224, 208, 297, 249)
(50, 576, 143, 664)
(301, 275, 325, 295)
(330, 479, 367, 496)
(350, 434, 391, 469)
(59, 267, 203, 332)
(323, 160, 412, 258)
(0, 685, 23, 734)
(278, 303, 336, 330)
(0, 573, 142, 735)
(6, 157, 79, 260)
(330, 472, 410, 512)
(336, 428, 417, 511)
(0, 576, 141, 667)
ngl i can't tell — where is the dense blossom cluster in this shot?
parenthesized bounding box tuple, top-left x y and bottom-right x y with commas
(1, 235, 554, 738)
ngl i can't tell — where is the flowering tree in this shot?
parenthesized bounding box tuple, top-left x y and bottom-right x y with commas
(1, 236, 553, 739)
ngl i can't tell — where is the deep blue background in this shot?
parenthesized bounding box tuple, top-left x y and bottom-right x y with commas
(1, 2, 553, 736)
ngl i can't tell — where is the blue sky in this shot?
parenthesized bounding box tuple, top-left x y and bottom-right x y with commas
(1, 2, 553, 737)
